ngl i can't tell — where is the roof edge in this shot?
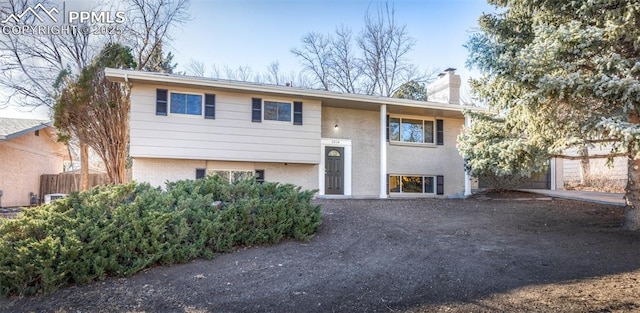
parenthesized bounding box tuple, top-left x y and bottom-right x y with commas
(105, 68, 484, 112)
(1, 121, 52, 140)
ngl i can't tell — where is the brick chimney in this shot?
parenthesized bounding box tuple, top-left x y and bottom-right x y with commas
(426, 68, 461, 104)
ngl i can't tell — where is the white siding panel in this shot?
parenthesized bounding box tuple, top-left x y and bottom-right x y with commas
(129, 84, 322, 164)
(132, 128, 319, 144)
(131, 146, 319, 163)
(131, 138, 319, 154)
(131, 121, 320, 139)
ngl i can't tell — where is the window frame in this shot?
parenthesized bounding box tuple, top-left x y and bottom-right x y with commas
(262, 99, 293, 123)
(388, 174, 437, 194)
(389, 115, 436, 145)
(206, 169, 262, 183)
(168, 91, 205, 117)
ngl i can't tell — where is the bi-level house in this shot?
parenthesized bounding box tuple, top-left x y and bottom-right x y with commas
(105, 68, 475, 198)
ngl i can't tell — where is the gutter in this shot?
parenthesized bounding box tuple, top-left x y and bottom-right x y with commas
(104, 68, 486, 113)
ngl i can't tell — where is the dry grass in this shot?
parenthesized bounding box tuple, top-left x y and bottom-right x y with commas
(565, 172, 626, 193)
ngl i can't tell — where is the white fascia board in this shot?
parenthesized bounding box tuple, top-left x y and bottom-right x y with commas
(105, 68, 485, 113)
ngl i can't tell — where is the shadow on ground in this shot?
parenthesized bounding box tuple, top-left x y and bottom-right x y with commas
(2, 198, 639, 312)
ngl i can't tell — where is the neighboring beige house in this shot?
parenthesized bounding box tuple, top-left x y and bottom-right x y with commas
(0, 118, 66, 207)
(105, 68, 478, 198)
(560, 145, 627, 191)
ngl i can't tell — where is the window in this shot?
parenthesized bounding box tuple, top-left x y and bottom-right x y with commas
(389, 117, 434, 144)
(264, 101, 292, 122)
(195, 168, 206, 179)
(293, 101, 303, 125)
(156, 89, 168, 115)
(255, 170, 265, 183)
(252, 98, 262, 122)
(170, 92, 202, 116)
(389, 175, 437, 194)
(251, 98, 303, 124)
(402, 119, 423, 143)
(206, 169, 261, 183)
(204, 94, 216, 119)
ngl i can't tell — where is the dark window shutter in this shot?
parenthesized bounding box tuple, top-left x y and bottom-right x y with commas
(196, 168, 206, 179)
(252, 98, 262, 122)
(255, 169, 265, 183)
(156, 89, 168, 116)
(386, 115, 390, 142)
(293, 101, 303, 125)
(436, 175, 444, 195)
(436, 119, 444, 145)
(204, 94, 215, 119)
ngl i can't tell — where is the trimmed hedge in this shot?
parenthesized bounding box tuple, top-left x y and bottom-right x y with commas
(0, 176, 321, 297)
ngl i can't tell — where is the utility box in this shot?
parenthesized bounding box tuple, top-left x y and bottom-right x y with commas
(44, 193, 67, 204)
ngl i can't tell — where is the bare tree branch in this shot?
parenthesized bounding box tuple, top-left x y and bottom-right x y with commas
(291, 32, 331, 90)
(186, 59, 206, 77)
(121, 0, 190, 71)
(291, 2, 420, 96)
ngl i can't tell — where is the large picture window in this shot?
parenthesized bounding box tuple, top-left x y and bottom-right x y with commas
(389, 117, 434, 144)
(264, 101, 292, 122)
(170, 92, 202, 115)
(389, 175, 435, 194)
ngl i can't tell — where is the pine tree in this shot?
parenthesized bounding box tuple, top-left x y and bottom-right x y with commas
(463, 0, 640, 230)
(142, 41, 177, 73)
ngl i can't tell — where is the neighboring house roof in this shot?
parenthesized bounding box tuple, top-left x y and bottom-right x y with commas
(104, 68, 483, 115)
(0, 117, 51, 140)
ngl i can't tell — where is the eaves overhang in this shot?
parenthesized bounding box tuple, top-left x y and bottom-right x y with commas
(105, 68, 486, 118)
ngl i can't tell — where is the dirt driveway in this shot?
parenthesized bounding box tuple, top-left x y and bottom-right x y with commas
(2, 197, 639, 312)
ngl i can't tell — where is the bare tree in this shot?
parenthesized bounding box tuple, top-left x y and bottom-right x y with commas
(120, 0, 190, 71)
(0, 0, 190, 188)
(56, 43, 134, 185)
(265, 61, 288, 85)
(222, 64, 257, 82)
(210, 64, 221, 78)
(329, 26, 361, 93)
(186, 59, 207, 77)
(291, 2, 421, 96)
(186, 60, 311, 88)
(358, 2, 417, 96)
(291, 32, 331, 90)
(0, 0, 95, 109)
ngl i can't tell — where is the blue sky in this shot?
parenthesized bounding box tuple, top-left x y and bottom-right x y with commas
(170, 0, 494, 80)
(1, 0, 495, 119)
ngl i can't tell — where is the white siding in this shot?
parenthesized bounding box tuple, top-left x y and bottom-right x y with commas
(129, 84, 322, 164)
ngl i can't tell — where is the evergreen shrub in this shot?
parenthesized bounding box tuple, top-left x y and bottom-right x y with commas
(0, 176, 321, 297)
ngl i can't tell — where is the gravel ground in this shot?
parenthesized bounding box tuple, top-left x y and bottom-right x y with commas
(2, 197, 639, 313)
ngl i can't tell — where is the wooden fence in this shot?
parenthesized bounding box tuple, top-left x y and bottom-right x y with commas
(39, 173, 109, 200)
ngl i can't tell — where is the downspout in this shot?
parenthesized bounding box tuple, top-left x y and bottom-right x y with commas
(380, 104, 388, 199)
